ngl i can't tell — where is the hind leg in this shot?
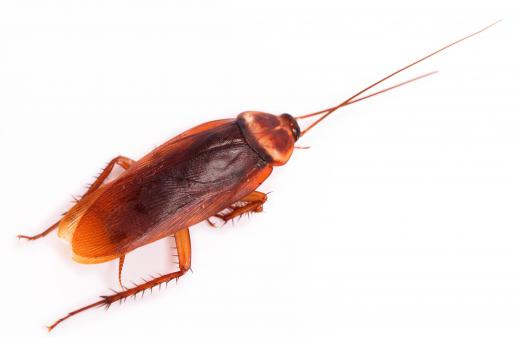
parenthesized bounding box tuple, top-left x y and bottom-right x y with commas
(48, 228, 192, 331)
(17, 221, 60, 241)
(84, 155, 134, 195)
(17, 155, 135, 241)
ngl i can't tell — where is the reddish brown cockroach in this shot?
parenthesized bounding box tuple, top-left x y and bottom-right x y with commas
(18, 21, 498, 331)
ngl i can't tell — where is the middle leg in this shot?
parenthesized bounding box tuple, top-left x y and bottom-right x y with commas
(207, 191, 267, 226)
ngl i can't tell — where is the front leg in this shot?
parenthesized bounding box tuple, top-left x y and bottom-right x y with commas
(208, 191, 267, 226)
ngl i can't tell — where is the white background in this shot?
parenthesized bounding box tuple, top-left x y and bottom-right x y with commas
(1, 1, 519, 336)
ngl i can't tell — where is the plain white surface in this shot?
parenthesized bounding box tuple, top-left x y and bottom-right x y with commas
(1, 0, 519, 336)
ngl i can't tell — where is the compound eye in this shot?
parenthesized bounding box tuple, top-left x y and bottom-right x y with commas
(291, 127, 300, 140)
(280, 113, 301, 140)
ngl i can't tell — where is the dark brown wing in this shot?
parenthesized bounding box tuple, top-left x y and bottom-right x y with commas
(67, 120, 272, 263)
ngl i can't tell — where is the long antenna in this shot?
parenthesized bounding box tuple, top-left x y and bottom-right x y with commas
(298, 20, 500, 136)
(297, 71, 438, 119)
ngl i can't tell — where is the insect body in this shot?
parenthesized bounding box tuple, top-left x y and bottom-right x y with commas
(18, 22, 499, 331)
(59, 113, 297, 265)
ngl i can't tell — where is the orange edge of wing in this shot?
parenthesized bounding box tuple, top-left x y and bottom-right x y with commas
(58, 184, 120, 264)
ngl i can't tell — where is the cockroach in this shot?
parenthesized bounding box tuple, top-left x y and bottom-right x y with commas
(18, 21, 499, 331)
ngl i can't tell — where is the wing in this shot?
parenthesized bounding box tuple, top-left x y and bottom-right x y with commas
(59, 119, 272, 264)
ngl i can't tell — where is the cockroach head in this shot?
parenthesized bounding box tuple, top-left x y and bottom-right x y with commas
(237, 111, 300, 166)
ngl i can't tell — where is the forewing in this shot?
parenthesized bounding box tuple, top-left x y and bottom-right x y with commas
(69, 120, 272, 263)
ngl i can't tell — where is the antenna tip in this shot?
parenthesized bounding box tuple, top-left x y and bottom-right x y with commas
(486, 19, 502, 29)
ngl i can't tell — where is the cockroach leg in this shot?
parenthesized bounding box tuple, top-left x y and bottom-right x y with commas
(85, 156, 135, 195)
(206, 218, 219, 228)
(118, 256, 126, 289)
(17, 156, 135, 241)
(17, 221, 59, 241)
(210, 191, 267, 225)
(47, 228, 192, 332)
